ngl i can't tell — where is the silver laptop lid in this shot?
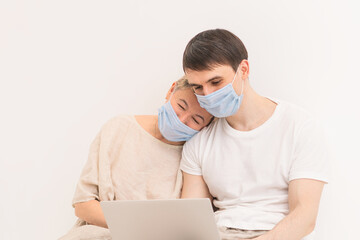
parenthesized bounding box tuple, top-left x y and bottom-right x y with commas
(101, 198, 220, 240)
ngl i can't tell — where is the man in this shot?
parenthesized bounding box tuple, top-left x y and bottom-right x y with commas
(180, 29, 328, 240)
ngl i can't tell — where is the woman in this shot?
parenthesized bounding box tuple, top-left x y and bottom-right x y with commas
(59, 76, 213, 240)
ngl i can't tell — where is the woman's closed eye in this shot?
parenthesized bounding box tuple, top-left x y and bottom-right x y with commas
(192, 117, 200, 125)
(177, 99, 188, 111)
(192, 115, 204, 125)
(177, 103, 185, 110)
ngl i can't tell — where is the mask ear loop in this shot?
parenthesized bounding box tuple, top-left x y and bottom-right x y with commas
(232, 67, 245, 96)
(232, 67, 240, 84)
(240, 77, 244, 96)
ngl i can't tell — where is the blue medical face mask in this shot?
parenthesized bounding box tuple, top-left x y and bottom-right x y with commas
(158, 98, 199, 142)
(195, 68, 244, 118)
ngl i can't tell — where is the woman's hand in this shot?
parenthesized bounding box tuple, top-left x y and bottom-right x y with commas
(74, 200, 108, 228)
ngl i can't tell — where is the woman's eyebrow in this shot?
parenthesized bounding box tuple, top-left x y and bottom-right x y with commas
(179, 99, 188, 109)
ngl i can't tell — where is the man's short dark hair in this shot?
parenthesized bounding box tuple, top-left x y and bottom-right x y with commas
(183, 29, 248, 72)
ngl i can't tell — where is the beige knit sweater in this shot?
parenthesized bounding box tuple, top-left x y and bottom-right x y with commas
(60, 115, 183, 240)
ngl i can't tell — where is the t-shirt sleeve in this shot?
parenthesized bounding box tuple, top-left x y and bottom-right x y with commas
(180, 137, 202, 176)
(289, 118, 330, 183)
(72, 131, 101, 207)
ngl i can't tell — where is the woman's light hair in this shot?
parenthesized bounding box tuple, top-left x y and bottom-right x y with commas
(174, 75, 191, 91)
(173, 75, 215, 124)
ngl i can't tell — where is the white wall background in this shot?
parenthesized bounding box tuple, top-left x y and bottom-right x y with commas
(1, 0, 359, 239)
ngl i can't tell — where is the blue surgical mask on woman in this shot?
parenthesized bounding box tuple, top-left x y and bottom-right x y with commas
(195, 68, 244, 118)
(158, 98, 199, 142)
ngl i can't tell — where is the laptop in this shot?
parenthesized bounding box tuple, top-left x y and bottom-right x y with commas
(100, 198, 220, 240)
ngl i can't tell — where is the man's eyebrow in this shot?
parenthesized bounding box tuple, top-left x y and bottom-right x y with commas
(189, 76, 223, 87)
(179, 99, 188, 108)
(206, 76, 223, 83)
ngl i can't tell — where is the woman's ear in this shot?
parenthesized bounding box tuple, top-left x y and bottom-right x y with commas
(165, 82, 176, 101)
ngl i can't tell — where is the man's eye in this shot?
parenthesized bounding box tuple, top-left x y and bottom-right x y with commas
(194, 86, 202, 90)
(211, 80, 221, 85)
(178, 104, 185, 110)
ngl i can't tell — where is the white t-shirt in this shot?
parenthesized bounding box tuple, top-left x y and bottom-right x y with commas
(180, 100, 329, 232)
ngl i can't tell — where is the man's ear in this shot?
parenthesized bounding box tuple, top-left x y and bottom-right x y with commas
(165, 82, 176, 101)
(239, 59, 250, 80)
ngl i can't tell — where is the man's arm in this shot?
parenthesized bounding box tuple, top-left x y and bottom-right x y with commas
(74, 200, 108, 228)
(181, 172, 213, 201)
(253, 179, 325, 240)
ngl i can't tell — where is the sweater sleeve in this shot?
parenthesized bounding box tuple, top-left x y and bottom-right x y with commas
(72, 131, 102, 207)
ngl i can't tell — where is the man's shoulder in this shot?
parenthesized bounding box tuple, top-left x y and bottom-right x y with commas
(274, 100, 325, 143)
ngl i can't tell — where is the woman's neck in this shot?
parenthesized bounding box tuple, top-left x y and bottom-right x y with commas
(134, 115, 184, 146)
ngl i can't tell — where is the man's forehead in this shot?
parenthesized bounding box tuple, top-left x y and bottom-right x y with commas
(185, 65, 233, 84)
(185, 69, 218, 84)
